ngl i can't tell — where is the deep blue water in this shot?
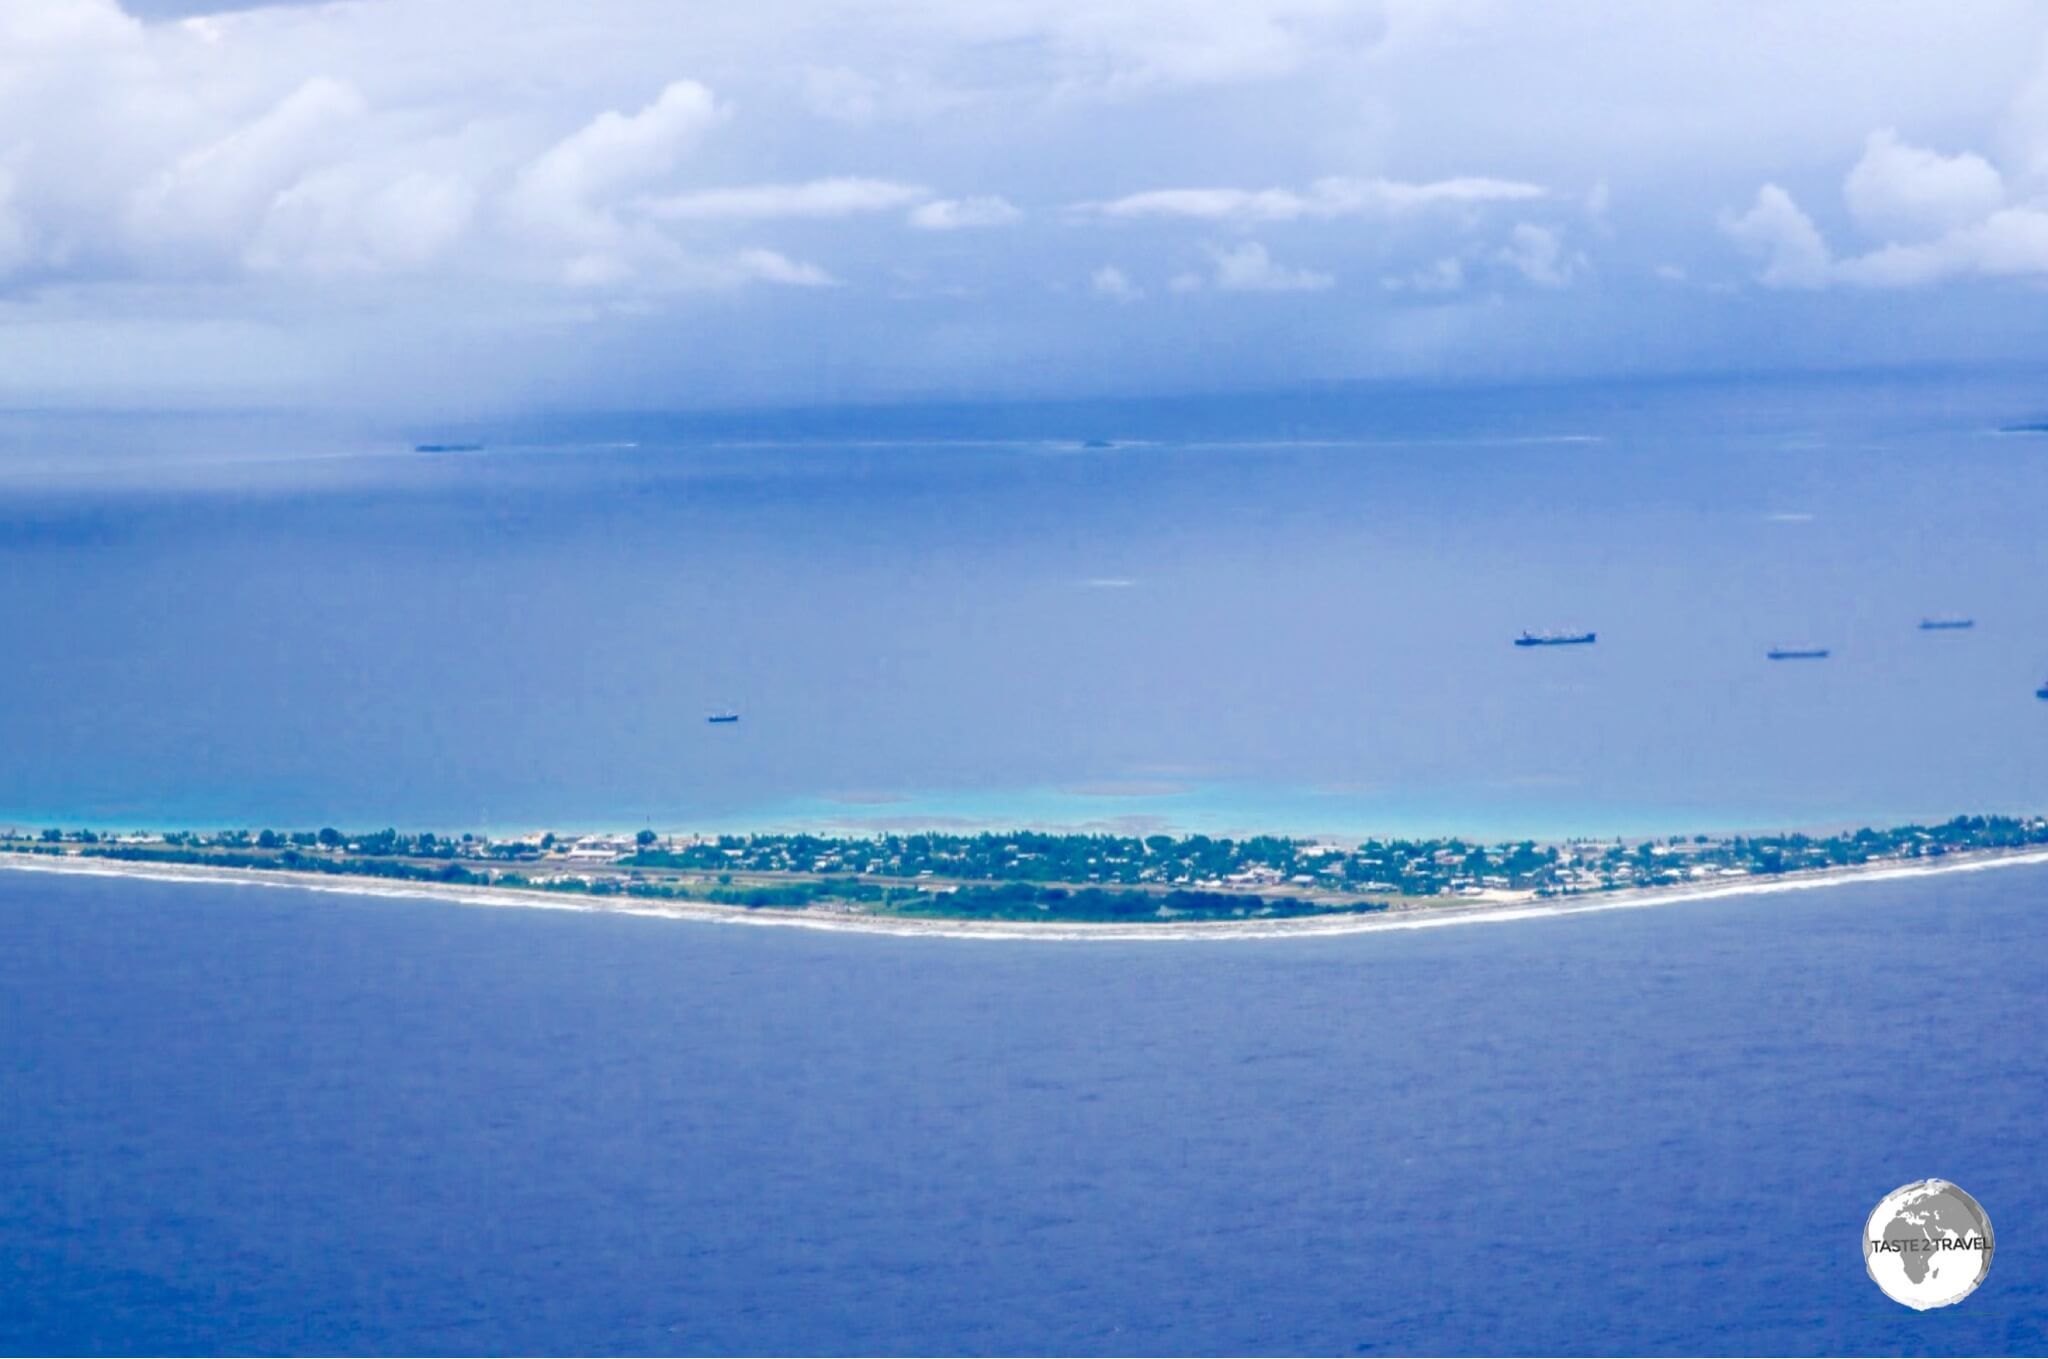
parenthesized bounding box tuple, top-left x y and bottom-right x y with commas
(1, 370, 2046, 840)
(2, 864, 2045, 1355)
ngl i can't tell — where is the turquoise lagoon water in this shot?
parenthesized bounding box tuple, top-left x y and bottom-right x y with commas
(1, 371, 2044, 839)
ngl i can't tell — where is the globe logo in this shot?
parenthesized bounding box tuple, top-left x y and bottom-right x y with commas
(1864, 1180, 1995, 1310)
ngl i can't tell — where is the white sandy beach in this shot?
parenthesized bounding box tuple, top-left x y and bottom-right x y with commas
(3, 845, 2046, 943)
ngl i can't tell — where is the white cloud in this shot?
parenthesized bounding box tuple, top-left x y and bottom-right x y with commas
(1208, 240, 1332, 291)
(1, 0, 136, 48)
(126, 77, 370, 266)
(560, 251, 635, 288)
(732, 248, 838, 286)
(247, 168, 476, 275)
(508, 81, 721, 241)
(498, 81, 823, 290)
(1090, 264, 1142, 300)
(1843, 129, 2004, 240)
(1084, 175, 1545, 222)
(908, 196, 1021, 229)
(1723, 184, 1833, 289)
(647, 177, 927, 222)
(1730, 128, 2048, 290)
(1834, 205, 2048, 286)
(0, 7, 1040, 314)
(1383, 256, 1464, 292)
(9, 0, 2048, 408)
(1497, 223, 1584, 288)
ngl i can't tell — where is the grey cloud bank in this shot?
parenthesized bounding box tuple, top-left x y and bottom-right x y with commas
(4, 0, 2048, 410)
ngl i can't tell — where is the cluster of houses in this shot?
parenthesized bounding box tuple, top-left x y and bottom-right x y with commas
(19, 817, 2039, 905)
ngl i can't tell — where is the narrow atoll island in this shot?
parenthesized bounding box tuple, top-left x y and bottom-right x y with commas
(4, 815, 2047, 926)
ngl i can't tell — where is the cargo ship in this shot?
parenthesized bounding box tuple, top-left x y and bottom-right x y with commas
(1514, 631, 1596, 647)
(2038, 681, 2048, 701)
(707, 710, 740, 724)
(1919, 617, 1975, 630)
(1767, 647, 1831, 660)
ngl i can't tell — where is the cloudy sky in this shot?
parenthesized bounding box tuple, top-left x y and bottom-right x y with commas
(6, 0, 2048, 412)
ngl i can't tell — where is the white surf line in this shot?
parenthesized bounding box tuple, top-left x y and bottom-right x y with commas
(4, 846, 2047, 944)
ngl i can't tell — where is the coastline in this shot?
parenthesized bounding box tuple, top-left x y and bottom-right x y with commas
(5, 843, 2046, 943)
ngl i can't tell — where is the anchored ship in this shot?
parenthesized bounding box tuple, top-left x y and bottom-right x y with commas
(1919, 617, 1976, 631)
(1514, 631, 1596, 647)
(707, 709, 740, 724)
(1767, 647, 1831, 660)
(2038, 681, 2048, 701)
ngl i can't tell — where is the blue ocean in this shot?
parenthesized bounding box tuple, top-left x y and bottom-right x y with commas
(1, 863, 2044, 1355)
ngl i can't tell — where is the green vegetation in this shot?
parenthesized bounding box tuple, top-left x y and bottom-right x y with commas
(4, 813, 2045, 924)
(615, 816, 2048, 896)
